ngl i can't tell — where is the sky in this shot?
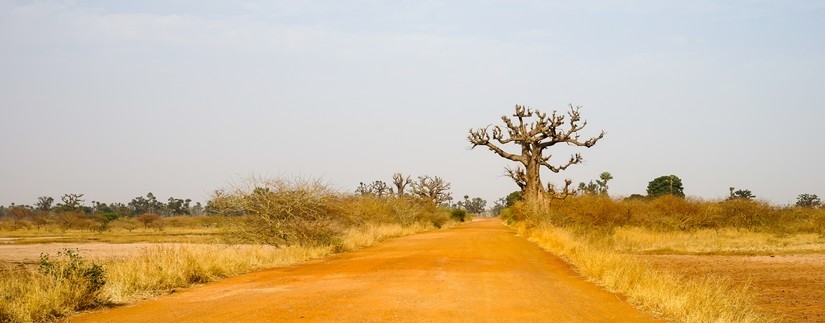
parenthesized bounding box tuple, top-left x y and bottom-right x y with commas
(1, 0, 824, 207)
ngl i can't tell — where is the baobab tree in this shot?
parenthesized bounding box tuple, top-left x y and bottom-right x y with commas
(392, 172, 412, 198)
(468, 104, 605, 201)
(411, 175, 452, 206)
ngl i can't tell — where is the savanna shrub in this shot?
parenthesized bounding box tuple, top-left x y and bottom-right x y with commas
(505, 194, 825, 234)
(38, 248, 106, 309)
(450, 209, 468, 222)
(216, 177, 453, 247)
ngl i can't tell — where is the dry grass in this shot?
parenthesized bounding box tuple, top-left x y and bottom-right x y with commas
(0, 216, 228, 244)
(338, 222, 447, 252)
(504, 195, 817, 322)
(101, 244, 334, 303)
(0, 221, 448, 322)
(612, 227, 825, 255)
(0, 176, 457, 322)
(518, 222, 774, 322)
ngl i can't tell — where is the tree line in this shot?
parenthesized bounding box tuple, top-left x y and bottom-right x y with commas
(0, 192, 205, 217)
(354, 172, 488, 214)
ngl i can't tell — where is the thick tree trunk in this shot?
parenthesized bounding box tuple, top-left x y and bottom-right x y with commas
(523, 159, 544, 201)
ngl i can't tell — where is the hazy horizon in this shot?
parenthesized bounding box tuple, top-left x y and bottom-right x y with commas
(2, 1, 824, 207)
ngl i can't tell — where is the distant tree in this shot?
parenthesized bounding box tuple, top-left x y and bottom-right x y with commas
(191, 202, 204, 215)
(129, 193, 164, 215)
(728, 187, 755, 200)
(108, 203, 131, 217)
(91, 201, 119, 230)
(392, 173, 412, 198)
(355, 181, 393, 198)
(504, 191, 522, 207)
(457, 195, 487, 214)
(796, 194, 821, 208)
(32, 211, 50, 230)
(578, 181, 599, 195)
(468, 104, 605, 201)
(35, 196, 54, 212)
(55, 193, 85, 212)
(167, 197, 192, 215)
(136, 213, 163, 230)
(56, 211, 83, 230)
(596, 172, 613, 195)
(491, 197, 507, 215)
(7, 206, 33, 229)
(411, 175, 452, 206)
(647, 175, 685, 198)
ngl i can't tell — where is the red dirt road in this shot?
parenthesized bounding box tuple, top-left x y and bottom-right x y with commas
(69, 218, 657, 322)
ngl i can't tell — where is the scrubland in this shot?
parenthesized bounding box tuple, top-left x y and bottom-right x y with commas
(0, 178, 459, 323)
(504, 195, 825, 322)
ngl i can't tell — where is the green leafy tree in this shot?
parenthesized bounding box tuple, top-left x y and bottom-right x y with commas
(504, 191, 521, 207)
(728, 187, 755, 200)
(596, 172, 613, 195)
(647, 175, 685, 198)
(796, 193, 821, 208)
(167, 197, 192, 215)
(129, 193, 164, 215)
(457, 195, 487, 214)
(578, 172, 613, 195)
(578, 181, 599, 195)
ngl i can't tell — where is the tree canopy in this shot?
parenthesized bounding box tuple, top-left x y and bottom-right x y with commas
(647, 175, 685, 198)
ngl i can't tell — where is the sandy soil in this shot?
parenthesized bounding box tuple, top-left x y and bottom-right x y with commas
(67, 219, 657, 322)
(639, 254, 825, 323)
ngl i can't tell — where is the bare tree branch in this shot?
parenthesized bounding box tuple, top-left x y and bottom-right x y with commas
(469, 104, 605, 201)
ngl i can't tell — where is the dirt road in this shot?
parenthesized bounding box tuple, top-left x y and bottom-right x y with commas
(69, 218, 657, 322)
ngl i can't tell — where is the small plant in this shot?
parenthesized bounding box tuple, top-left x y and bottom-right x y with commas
(39, 248, 106, 309)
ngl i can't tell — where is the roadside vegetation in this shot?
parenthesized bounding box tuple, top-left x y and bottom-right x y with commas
(501, 195, 825, 322)
(471, 104, 823, 322)
(0, 175, 464, 323)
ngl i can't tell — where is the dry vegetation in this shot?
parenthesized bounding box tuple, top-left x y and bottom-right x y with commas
(0, 177, 457, 323)
(504, 195, 825, 322)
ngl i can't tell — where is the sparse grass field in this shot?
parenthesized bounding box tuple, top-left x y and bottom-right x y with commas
(0, 179, 459, 323)
(507, 196, 825, 323)
(0, 222, 450, 323)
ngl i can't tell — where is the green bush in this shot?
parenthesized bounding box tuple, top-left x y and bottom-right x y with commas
(450, 209, 468, 222)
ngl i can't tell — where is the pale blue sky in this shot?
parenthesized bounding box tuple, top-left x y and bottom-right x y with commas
(1, 0, 823, 206)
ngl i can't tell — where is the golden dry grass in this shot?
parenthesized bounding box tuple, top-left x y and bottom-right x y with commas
(503, 195, 823, 322)
(517, 222, 775, 323)
(612, 227, 825, 255)
(0, 221, 445, 323)
(0, 216, 228, 244)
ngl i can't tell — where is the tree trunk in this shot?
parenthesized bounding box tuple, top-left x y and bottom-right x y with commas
(523, 159, 544, 201)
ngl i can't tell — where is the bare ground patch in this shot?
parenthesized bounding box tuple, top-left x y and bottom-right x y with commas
(638, 254, 825, 323)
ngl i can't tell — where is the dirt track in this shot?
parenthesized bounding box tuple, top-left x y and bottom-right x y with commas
(68, 218, 657, 322)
